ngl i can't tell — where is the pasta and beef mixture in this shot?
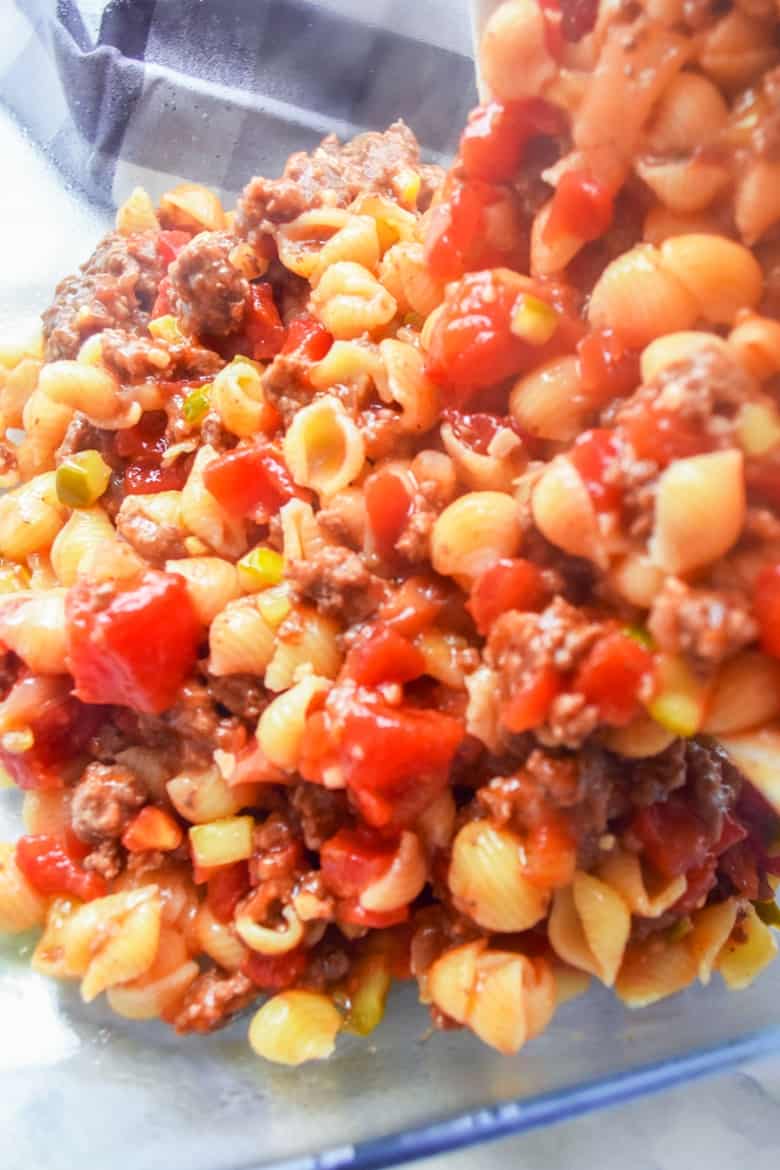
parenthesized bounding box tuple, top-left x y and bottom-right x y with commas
(2, 0, 780, 1066)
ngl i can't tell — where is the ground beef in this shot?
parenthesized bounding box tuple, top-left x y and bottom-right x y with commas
(648, 578, 757, 670)
(250, 813, 303, 887)
(207, 673, 269, 722)
(171, 969, 258, 1034)
(395, 478, 452, 563)
(115, 500, 189, 564)
(82, 840, 124, 881)
(164, 680, 248, 757)
(70, 761, 147, 845)
(686, 738, 741, 836)
(261, 353, 316, 424)
(287, 544, 387, 623)
(486, 599, 603, 747)
(199, 411, 236, 451)
(628, 740, 687, 806)
(290, 783, 349, 851)
(167, 232, 249, 337)
(42, 231, 164, 360)
(54, 413, 103, 465)
(235, 121, 424, 248)
(99, 328, 222, 383)
(613, 346, 754, 442)
(303, 941, 350, 990)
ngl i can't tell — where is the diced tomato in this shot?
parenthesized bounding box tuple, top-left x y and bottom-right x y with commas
(114, 411, 168, 460)
(364, 468, 413, 560)
(282, 312, 333, 362)
(202, 446, 308, 518)
(559, 0, 599, 39)
(320, 826, 398, 897)
(123, 457, 188, 495)
(522, 814, 577, 889)
(337, 899, 410, 929)
(501, 664, 561, 733)
(467, 558, 547, 635)
(631, 798, 712, 878)
(569, 428, 621, 511)
(378, 577, 448, 638)
(122, 806, 183, 853)
(424, 181, 495, 283)
(306, 690, 465, 830)
(16, 834, 106, 901)
(619, 403, 712, 467)
(577, 329, 640, 406)
(66, 569, 201, 714)
(460, 99, 564, 185)
(244, 283, 285, 361)
(425, 270, 542, 402)
(544, 171, 614, 245)
(343, 625, 425, 687)
(573, 629, 653, 726)
(157, 230, 192, 268)
(0, 678, 102, 791)
(206, 861, 251, 922)
(243, 947, 308, 990)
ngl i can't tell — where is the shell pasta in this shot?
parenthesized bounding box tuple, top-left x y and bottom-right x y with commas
(1, 1, 780, 1068)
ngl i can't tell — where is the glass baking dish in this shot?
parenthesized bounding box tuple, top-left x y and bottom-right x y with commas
(2, 4, 780, 1168)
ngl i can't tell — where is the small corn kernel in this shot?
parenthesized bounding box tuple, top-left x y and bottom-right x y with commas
(394, 168, 421, 209)
(735, 401, 780, 457)
(511, 294, 559, 345)
(182, 384, 212, 425)
(56, 450, 112, 508)
(237, 547, 285, 592)
(248, 990, 342, 1066)
(256, 584, 292, 628)
(149, 315, 186, 344)
(189, 815, 254, 867)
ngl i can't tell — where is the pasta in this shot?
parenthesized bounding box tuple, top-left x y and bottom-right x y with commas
(2, 1, 780, 1068)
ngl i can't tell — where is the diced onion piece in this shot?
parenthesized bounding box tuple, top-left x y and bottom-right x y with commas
(189, 816, 254, 867)
(237, 546, 285, 591)
(510, 294, 558, 345)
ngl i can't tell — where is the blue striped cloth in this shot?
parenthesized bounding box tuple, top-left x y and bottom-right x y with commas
(1, 0, 476, 208)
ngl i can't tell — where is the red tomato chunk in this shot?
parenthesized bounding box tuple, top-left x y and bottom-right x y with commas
(754, 562, 780, 658)
(320, 826, 397, 897)
(243, 948, 308, 990)
(569, 428, 621, 511)
(364, 468, 413, 560)
(501, 664, 561, 733)
(66, 570, 201, 714)
(467, 558, 547, 635)
(544, 170, 614, 244)
(16, 834, 106, 901)
(343, 625, 426, 687)
(460, 99, 564, 185)
(282, 312, 333, 361)
(0, 678, 102, 791)
(244, 283, 285, 360)
(207, 861, 251, 922)
(574, 630, 653, 726)
(425, 270, 543, 402)
(203, 447, 308, 518)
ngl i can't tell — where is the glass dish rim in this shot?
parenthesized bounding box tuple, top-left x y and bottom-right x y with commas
(239, 1024, 780, 1170)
